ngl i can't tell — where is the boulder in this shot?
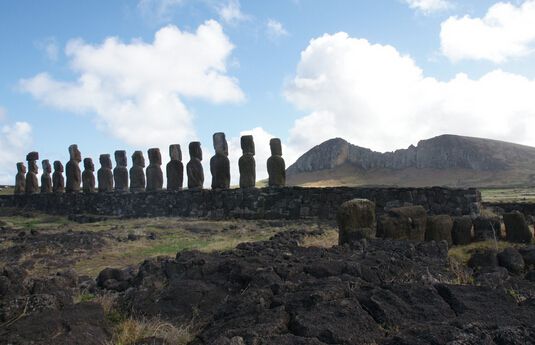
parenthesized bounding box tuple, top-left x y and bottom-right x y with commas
(451, 216, 472, 245)
(497, 247, 525, 274)
(425, 215, 453, 246)
(473, 216, 501, 242)
(503, 211, 533, 244)
(519, 246, 535, 266)
(337, 199, 376, 244)
(467, 249, 498, 269)
(377, 206, 427, 241)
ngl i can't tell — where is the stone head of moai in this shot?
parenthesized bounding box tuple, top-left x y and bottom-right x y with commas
(69, 144, 82, 162)
(213, 132, 228, 156)
(132, 151, 145, 167)
(169, 144, 182, 161)
(189, 142, 202, 161)
(99, 154, 113, 169)
(26, 151, 39, 162)
(270, 138, 283, 156)
(42, 160, 52, 174)
(114, 150, 127, 167)
(16, 162, 26, 174)
(241, 135, 255, 155)
(148, 148, 162, 166)
(53, 160, 64, 172)
(83, 158, 94, 171)
(28, 160, 38, 174)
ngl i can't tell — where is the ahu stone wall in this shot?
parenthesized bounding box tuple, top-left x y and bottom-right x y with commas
(0, 186, 481, 220)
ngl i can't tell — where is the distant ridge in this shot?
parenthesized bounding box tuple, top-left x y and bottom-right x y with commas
(286, 135, 535, 188)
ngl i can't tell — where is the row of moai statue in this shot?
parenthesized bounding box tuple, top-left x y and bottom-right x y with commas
(14, 133, 286, 194)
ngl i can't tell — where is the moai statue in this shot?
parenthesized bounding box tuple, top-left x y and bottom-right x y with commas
(239, 135, 255, 188)
(41, 160, 53, 193)
(146, 148, 163, 192)
(166, 144, 183, 191)
(66, 144, 82, 193)
(130, 151, 146, 192)
(267, 138, 285, 187)
(113, 150, 128, 192)
(82, 158, 96, 193)
(210, 132, 230, 190)
(52, 160, 65, 193)
(187, 142, 204, 190)
(25, 151, 39, 194)
(97, 154, 113, 193)
(14, 162, 26, 194)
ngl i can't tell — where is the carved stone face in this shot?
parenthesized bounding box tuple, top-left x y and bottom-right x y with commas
(213, 132, 228, 156)
(100, 154, 112, 169)
(132, 151, 145, 167)
(114, 150, 127, 167)
(53, 161, 64, 172)
(29, 161, 38, 174)
(17, 162, 26, 174)
(270, 138, 282, 156)
(148, 148, 162, 165)
(189, 142, 202, 161)
(69, 145, 82, 162)
(169, 144, 182, 161)
(241, 135, 255, 155)
(42, 160, 52, 174)
(26, 151, 39, 162)
(84, 158, 94, 171)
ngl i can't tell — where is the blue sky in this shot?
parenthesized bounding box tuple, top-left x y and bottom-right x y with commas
(1, 0, 535, 184)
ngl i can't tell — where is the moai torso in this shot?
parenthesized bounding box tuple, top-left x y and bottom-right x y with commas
(25, 151, 39, 194)
(210, 132, 230, 190)
(187, 142, 204, 190)
(52, 161, 65, 193)
(113, 150, 128, 192)
(166, 144, 183, 191)
(97, 154, 114, 193)
(82, 158, 96, 193)
(66, 144, 82, 193)
(41, 160, 53, 193)
(239, 135, 255, 188)
(267, 138, 285, 187)
(130, 151, 146, 192)
(14, 162, 26, 195)
(146, 148, 163, 192)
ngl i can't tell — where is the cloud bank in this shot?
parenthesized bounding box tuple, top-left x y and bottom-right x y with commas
(404, 0, 451, 14)
(0, 113, 32, 184)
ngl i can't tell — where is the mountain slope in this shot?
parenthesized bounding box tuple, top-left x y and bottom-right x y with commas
(286, 135, 535, 188)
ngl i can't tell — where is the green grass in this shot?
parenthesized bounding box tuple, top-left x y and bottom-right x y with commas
(481, 187, 535, 203)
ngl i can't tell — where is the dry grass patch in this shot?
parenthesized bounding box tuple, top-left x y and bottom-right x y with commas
(107, 317, 194, 345)
(448, 240, 522, 264)
(301, 229, 338, 248)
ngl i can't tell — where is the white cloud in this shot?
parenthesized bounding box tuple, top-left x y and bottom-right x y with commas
(285, 32, 535, 155)
(137, 0, 183, 22)
(0, 117, 32, 185)
(441, 0, 535, 63)
(403, 0, 451, 14)
(266, 19, 289, 40)
(20, 21, 244, 150)
(36, 37, 59, 61)
(218, 0, 250, 25)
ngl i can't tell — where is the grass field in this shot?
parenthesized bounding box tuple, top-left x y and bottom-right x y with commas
(480, 187, 535, 203)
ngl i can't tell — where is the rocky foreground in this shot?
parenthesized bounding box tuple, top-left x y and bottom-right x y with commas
(2, 228, 535, 345)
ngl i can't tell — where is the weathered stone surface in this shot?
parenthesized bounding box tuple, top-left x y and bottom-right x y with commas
(40, 160, 52, 194)
(239, 135, 255, 189)
(113, 150, 128, 192)
(146, 148, 163, 192)
(425, 215, 453, 246)
(25, 152, 39, 194)
(504, 211, 533, 244)
(187, 142, 204, 190)
(97, 154, 113, 193)
(210, 133, 230, 190)
(82, 158, 96, 194)
(166, 144, 183, 191)
(337, 199, 376, 243)
(65, 145, 82, 193)
(452, 216, 472, 245)
(130, 151, 145, 192)
(52, 161, 65, 194)
(377, 205, 427, 241)
(267, 138, 285, 187)
(519, 246, 535, 267)
(498, 247, 525, 274)
(468, 249, 498, 269)
(14, 162, 26, 194)
(473, 216, 501, 241)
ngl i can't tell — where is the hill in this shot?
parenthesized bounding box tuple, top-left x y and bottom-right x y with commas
(286, 135, 535, 188)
